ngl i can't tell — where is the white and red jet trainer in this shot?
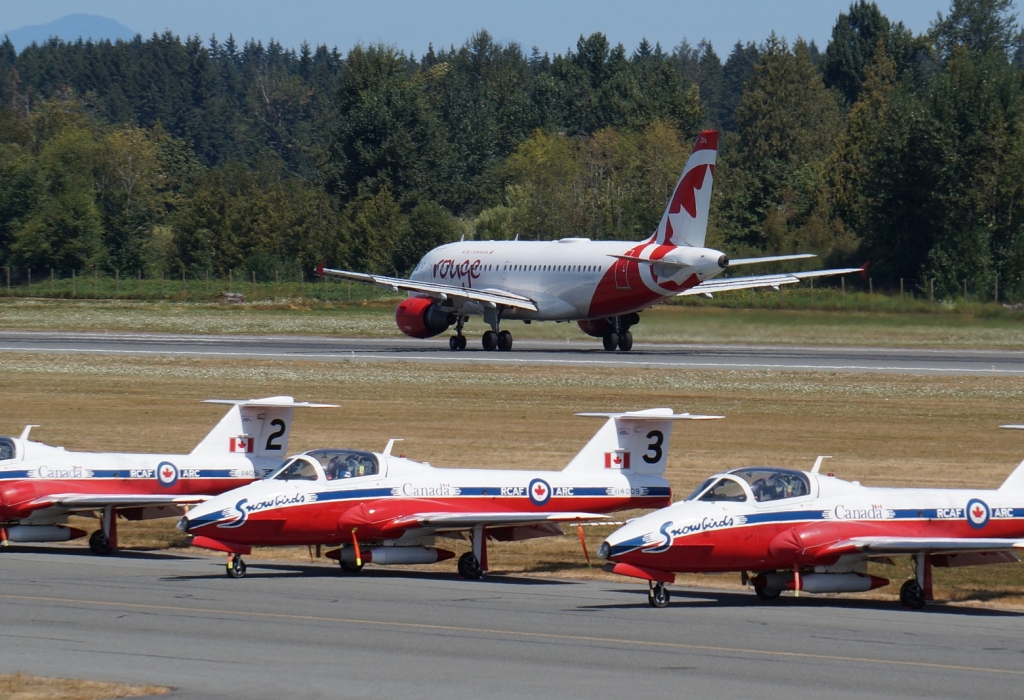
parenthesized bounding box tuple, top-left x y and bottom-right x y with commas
(179, 408, 720, 579)
(319, 130, 864, 352)
(0, 397, 334, 554)
(599, 434, 1024, 609)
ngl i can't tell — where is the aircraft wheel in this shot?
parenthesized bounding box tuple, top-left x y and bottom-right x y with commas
(754, 584, 781, 601)
(618, 331, 633, 351)
(449, 335, 460, 350)
(497, 330, 513, 351)
(457, 552, 482, 579)
(899, 579, 926, 610)
(339, 559, 364, 573)
(648, 582, 670, 608)
(602, 333, 619, 351)
(89, 530, 112, 555)
(456, 334, 467, 350)
(226, 554, 246, 579)
(482, 331, 498, 351)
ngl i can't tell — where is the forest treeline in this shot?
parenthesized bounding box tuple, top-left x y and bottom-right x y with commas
(1, 0, 1023, 299)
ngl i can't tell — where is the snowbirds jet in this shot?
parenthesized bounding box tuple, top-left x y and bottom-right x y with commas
(599, 435, 1024, 609)
(179, 408, 720, 579)
(0, 397, 335, 554)
(318, 130, 863, 352)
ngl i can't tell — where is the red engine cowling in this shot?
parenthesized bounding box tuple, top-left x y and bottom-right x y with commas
(395, 297, 455, 339)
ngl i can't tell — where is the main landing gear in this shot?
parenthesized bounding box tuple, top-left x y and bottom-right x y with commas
(89, 505, 118, 555)
(648, 581, 670, 608)
(602, 330, 632, 352)
(458, 524, 488, 579)
(226, 553, 247, 578)
(900, 552, 932, 610)
(480, 308, 512, 352)
(457, 552, 482, 579)
(339, 558, 364, 573)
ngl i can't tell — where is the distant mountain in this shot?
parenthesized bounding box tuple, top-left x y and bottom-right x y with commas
(3, 14, 138, 52)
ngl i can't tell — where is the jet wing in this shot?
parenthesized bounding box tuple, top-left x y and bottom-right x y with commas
(33, 494, 212, 510)
(318, 266, 539, 312)
(824, 537, 1024, 556)
(388, 511, 608, 529)
(678, 265, 866, 296)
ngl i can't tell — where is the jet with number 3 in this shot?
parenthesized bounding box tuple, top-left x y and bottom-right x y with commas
(179, 408, 720, 579)
(0, 397, 334, 554)
(598, 430, 1024, 609)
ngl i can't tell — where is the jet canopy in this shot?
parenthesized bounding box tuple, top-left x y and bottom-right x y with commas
(685, 467, 811, 503)
(270, 449, 380, 482)
(0, 438, 16, 461)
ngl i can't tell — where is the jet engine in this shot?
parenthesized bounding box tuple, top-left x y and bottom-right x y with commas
(395, 297, 455, 339)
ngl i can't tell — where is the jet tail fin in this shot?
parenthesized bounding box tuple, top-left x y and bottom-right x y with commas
(651, 130, 718, 248)
(998, 425, 1024, 492)
(562, 408, 722, 475)
(190, 397, 337, 458)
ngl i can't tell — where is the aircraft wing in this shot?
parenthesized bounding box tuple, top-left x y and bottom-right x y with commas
(33, 494, 212, 510)
(388, 511, 609, 529)
(825, 537, 1024, 556)
(317, 266, 539, 312)
(678, 265, 866, 296)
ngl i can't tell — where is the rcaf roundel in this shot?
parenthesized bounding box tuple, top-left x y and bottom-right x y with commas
(966, 498, 989, 529)
(528, 478, 552, 506)
(157, 461, 179, 487)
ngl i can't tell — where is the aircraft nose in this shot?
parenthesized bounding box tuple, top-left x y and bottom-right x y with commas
(176, 516, 190, 533)
(597, 541, 611, 560)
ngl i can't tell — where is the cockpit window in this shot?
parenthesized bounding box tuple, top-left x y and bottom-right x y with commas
(684, 478, 717, 501)
(729, 468, 810, 502)
(698, 477, 748, 502)
(0, 438, 15, 461)
(305, 449, 379, 480)
(272, 458, 320, 481)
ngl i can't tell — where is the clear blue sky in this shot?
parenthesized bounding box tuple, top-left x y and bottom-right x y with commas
(2, 1, 954, 57)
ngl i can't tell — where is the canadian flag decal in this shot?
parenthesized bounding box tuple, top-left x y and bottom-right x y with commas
(230, 436, 254, 453)
(604, 451, 630, 469)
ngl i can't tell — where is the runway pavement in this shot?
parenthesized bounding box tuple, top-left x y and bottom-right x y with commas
(1, 330, 1024, 375)
(0, 548, 1022, 700)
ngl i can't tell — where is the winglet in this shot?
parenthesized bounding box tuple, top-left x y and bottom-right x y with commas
(860, 262, 869, 279)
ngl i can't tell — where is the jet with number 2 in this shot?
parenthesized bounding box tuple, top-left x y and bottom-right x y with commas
(179, 409, 720, 579)
(0, 397, 334, 554)
(319, 130, 864, 353)
(599, 429, 1024, 609)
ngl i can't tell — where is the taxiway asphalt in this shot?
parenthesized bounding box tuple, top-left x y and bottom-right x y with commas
(0, 548, 1022, 700)
(1, 330, 1023, 375)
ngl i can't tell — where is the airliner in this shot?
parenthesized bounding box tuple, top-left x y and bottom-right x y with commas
(319, 130, 862, 351)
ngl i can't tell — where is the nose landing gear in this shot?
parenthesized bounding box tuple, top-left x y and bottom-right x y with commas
(647, 581, 670, 608)
(449, 316, 468, 350)
(226, 553, 247, 579)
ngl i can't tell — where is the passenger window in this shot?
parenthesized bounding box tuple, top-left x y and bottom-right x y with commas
(698, 478, 747, 502)
(0, 438, 15, 461)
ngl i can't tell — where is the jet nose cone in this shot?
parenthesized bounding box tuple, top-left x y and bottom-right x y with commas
(176, 516, 190, 533)
(597, 541, 611, 560)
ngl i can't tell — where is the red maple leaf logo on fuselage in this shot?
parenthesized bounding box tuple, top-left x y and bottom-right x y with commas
(972, 505, 985, 519)
(534, 484, 546, 497)
(162, 467, 174, 479)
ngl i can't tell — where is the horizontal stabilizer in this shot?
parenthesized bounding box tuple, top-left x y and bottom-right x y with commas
(203, 397, 338, 408)
(679, 266, 865, 296)
(192, 396, 335, 458)
(727, 253, 817, 266)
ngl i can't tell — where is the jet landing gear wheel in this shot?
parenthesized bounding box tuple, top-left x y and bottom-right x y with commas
(89, 530, 111, 555)
(226, 554, 247, 579)
(482, 331, 498, 351)
(602, 333, 619, 351)
(339, 559, 364, 573)
(458, 552, 482, 579)
(449, 334, 467, 350)
(900, 579, 926, 610)
(617, 330, 633, 351)
(497, 330, 513, 351)
(648, 582, 670, 608)
(754, 584, 781, 601)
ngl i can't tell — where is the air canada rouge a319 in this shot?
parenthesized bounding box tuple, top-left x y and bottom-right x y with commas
(599, 431, 1024, 609)
(179, 408, 720, 579)
(319, 130, 863, 352)
(0, 397, 334, 554)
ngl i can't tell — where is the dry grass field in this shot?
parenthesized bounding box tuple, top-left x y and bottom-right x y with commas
(0, 673, 167, 700)
(3, 351, 1024, 607)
